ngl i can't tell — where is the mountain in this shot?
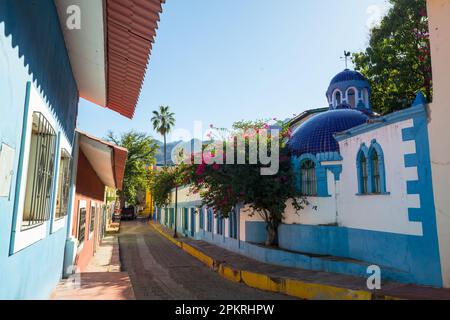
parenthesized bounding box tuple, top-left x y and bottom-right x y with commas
(154, 139, 204, 165)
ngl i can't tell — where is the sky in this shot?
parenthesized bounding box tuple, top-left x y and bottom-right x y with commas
(77, 0, 390, 143)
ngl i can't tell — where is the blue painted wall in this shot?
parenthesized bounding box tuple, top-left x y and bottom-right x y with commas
(276, 104, 442, 287)
(0, 0, 79, 299)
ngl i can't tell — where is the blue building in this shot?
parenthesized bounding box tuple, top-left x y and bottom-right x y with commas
(160, 68, 444, 288)
(0, 0, 164, 299)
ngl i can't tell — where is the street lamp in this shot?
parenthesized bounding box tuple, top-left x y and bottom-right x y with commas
(173, 185, 178, 238)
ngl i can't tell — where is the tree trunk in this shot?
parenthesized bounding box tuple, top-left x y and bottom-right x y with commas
(164, 133, 167, 166)
(265, 219, 279, 247)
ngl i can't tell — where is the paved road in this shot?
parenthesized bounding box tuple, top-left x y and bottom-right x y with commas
(118, 220, 293, 300)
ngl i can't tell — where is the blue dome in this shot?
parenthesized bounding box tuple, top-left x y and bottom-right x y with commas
(288, 109, 369, 156)
(330, 69, 367, 85)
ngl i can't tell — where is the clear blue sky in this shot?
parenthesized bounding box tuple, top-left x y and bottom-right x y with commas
(77, 0, 389, 142)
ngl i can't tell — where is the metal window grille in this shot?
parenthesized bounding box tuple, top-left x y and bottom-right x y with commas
(361, 155, 369, 194)
(372, 151, 381, 193)
(207, 209, 213, 232)
(78, 207, 86, 243)
(22, 112, 57, 229)
(55, 149, 72, 219)
(229, 209, 238, 239)
(300, 160, 317, 196)
(90, 205, 96, 233)
(199, 208, 204, 230)
(217, 215, 223, 235)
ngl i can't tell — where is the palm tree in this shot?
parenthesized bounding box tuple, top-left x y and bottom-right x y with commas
(151, 106, 175, 166)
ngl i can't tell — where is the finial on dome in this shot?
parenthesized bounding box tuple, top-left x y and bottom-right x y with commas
(340, 51, 351, 69)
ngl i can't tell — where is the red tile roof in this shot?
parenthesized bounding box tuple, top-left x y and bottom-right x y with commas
(106, 0, 165, 118)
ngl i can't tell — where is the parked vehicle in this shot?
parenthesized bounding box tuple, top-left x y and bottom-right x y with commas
(112, 207, 121, 222)
(121, 206, 137, 220)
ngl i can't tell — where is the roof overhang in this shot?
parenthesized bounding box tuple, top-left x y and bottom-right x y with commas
(55, 0, 107, 106)
(77, 131, 128, 190)
(55, 0, 165, 118)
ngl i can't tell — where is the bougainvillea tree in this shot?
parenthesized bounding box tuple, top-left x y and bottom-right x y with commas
(183, 120, 310, 246)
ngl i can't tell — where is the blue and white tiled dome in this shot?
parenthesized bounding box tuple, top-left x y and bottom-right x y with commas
(329, 69, 368, 85)
(288, 109, 369, 156)
(326, 69, 372, 112)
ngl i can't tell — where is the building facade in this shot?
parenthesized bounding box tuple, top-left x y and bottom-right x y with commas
(157, 64, 446, 287)
(0, 0, 164, 299)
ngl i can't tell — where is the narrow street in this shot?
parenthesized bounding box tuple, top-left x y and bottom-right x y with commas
(118, 220, 292, 300)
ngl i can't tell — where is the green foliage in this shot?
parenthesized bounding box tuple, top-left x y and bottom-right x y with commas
(150, 166, 186, 208)
(184, 120, 310, 246)
(151, 105, 176, 166)
(107, 131, 158, 206)
(353, 0, 432, 114)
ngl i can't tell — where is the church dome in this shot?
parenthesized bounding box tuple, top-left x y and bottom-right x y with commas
(288, 109, 369, 156)
(326, 69, 371, 111)
(330, 69, 367, 85)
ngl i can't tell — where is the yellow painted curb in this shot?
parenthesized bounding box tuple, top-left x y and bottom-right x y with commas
(149, 222, 409, 300)
(241, 270, 282, 293)
(219, 265, 242, 283)
(183, 243, 215, 269)
(283, 278, 372, 300)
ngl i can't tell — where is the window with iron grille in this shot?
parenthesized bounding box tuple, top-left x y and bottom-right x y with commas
(90, 205, 96, 233)
(359, 152, 369, 194)
(300, 160, 317, 196)
(229, 209, 238, 239)
(55, 149, 72, 219)
(22, 112, 57, 229)
(207, 209, 213, 232)
(78, 207, 86, 243)
(217, 215, 223, 235)
(371, 150, 381, 194)
(199, 208, 204, 230)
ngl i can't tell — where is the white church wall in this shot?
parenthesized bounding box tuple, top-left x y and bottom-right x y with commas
(337, 119, 423, 236)
(283, 170, 337, 225)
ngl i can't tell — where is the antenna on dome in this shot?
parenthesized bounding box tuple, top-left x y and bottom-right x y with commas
(340, 51, 352, 69)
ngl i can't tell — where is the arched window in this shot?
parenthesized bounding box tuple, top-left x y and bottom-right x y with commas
(347, 88, 356, 108)
(368, 140, 387, 194)
(334, 90, 342, 107)
(358, 151, 369, 194)
(370, 150, 381, 194)
(300, 160, 317, 196)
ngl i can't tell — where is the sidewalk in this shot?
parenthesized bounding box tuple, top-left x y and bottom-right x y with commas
(151, 222, 450, 300)
(51, 236, 135, 300)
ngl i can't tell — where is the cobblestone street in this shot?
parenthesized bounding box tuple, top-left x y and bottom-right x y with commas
(118, 220, 292, 300)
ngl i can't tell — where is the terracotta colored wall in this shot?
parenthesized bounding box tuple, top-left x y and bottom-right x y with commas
(71, 150, 105, 271)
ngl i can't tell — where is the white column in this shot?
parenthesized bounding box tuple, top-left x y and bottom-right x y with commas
(427, 0, 450, 287)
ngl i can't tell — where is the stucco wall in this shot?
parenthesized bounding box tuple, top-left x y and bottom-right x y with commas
(427, 0, 450, 288)
(338, 119, 422, 235)
(0, 0, 79, 299)
(71, 150, 106, 271)
(283, 170, 337, 226)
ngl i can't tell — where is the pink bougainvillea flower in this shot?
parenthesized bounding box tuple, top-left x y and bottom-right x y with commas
(195, 163, 206, 176)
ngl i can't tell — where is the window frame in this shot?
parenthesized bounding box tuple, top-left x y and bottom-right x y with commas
(77, 200, 87, 248)
(356, 141, 388, 196)
(10, 83, 65, 253)
(300, 159, 317, 196)
(346, 87, 357, 108)
(89, 201, 96, 239)
(51, 135, 72, 234)
(333, 89, 342, 107)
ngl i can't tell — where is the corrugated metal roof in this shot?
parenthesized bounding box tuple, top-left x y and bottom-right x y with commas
(106, 0, 165, 118)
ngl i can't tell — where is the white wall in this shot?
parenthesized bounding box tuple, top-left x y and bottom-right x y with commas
(283, 170, 337, 225)
(427, 0, 450, 288)
(338, 119, 422, 236)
